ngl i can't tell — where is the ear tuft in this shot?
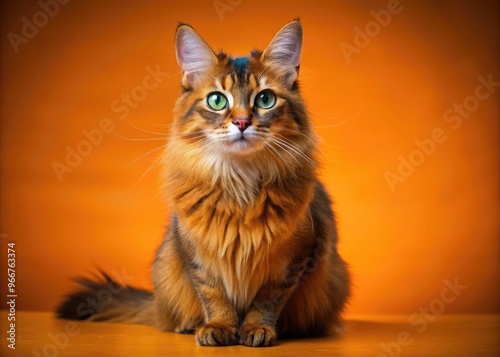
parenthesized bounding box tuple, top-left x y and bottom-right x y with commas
(262, 19, 303, 85)
(175, 24, 217, 86)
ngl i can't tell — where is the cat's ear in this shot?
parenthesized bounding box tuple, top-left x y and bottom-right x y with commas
(262, 19, 303, 87)
(175, 24, 217, 87)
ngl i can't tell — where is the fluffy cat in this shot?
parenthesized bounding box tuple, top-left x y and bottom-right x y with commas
(57, 19, 350, 347)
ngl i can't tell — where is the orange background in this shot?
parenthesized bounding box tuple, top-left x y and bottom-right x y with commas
(0, 0, 498, 316)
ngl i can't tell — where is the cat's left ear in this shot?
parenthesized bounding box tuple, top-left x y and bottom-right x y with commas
(175, 23, 218, 87)
(262, 19, 303, 87)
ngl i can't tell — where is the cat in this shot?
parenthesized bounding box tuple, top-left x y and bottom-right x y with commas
(56, 19, 351, 347)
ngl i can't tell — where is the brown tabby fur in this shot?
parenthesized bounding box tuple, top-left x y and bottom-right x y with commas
(56, 19, 350, 347)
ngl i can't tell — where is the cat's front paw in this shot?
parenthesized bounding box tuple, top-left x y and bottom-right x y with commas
(195, 323, 237, 346)
(239, 324, 277, 347)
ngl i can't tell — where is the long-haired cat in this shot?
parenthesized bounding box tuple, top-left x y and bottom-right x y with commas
(57, 19, 350, 347)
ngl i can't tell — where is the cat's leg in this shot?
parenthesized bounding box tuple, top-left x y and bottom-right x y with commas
(239, 267, 304, 347)
(190, 267, 239, 346)
(152, 231, 204, 333)
(278, 250, 350, 338)
(152, 271, 204, 334)
(156, 218, 238, 344)
(240, 247, 349, 346)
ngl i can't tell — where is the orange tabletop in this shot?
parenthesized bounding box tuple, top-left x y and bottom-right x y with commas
(1, 311, 498, 357)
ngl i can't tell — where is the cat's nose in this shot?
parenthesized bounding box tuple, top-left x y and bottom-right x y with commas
(232, 117, 251, 132)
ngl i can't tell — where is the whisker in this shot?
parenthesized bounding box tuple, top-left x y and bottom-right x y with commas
(133, 136, 208, 189)
(262, 142, 292, 180)
(147, 123, 177, 129)
(328, 157, 357, 169)
(282, 126, 356, 163)
(278, 132, 356, 169)
(166, 129, 209, 139)
(269, 136, 317, 167)
(308, 110, 347, 120)
(113, 132, 167, 141)
(267, 138, 302, 166)
(128, 145, 168, 167)
(168, 134, 208, 144)
(310, 112, 361, 128)
(166, 137, 208, 159)
(268, 131, 357, 170)
(133, 135, 208, 188)
(127, 122, 171, 136)
(132, 157, 163, 189)
(274, 130, 326, 158)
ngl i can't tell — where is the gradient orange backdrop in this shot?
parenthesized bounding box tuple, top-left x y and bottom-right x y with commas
(0, 0, 498, 317)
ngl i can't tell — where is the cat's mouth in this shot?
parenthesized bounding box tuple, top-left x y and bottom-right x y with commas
(228, 133, 256, 149)
(223, 131, 263, 155)
(207, 124, 265, 155)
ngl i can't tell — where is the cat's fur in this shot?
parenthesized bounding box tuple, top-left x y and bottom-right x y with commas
(56, 19, 350, 347)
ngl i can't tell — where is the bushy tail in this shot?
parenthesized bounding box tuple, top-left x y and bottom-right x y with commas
(56, 271, 155, 326)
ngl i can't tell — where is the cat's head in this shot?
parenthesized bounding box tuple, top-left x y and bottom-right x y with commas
(170, 19, 315, 171)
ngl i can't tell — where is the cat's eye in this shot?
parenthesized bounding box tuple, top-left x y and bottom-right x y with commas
(207, 92, 228, 111)
(254, 90, 276, 109)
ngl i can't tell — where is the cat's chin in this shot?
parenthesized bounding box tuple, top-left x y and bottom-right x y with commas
(223, 137, 264, 157)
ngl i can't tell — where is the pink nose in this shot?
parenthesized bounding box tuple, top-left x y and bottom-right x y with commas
(232, 117, 251, 132)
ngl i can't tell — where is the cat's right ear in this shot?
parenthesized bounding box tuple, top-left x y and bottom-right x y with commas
(175, 24, 217, 87)
(262, 19, 303, 88)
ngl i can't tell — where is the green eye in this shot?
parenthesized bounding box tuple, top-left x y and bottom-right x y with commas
(255, 90, 276, 109)
(207, 92, 228, 111)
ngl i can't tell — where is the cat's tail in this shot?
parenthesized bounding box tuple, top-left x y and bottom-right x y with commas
(56, 271, 155, 326)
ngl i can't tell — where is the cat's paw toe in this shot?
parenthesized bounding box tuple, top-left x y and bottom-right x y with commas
(174, 326, 195, 334)
(195, 323, 237, 346)
(239, 324, 277, 347)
